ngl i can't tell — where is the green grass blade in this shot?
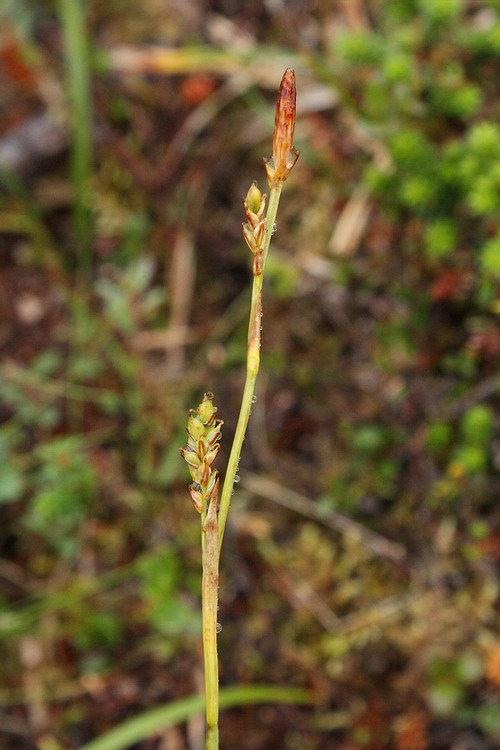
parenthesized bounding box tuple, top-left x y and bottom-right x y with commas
(78, 684, 314, 750)
(58, 0, 93, 264)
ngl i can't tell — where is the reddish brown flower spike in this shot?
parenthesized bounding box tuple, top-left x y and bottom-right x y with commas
(265, 68, 300, 187)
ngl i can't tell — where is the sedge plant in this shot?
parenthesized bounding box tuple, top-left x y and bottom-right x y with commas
(181, 69, 299, 750)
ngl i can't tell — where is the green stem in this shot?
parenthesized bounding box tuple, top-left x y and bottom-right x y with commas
(202, 492, 219, 749)
(59, 0, 93, 428)
(59, 0, 93, 269)
(217, 183, 283, 551)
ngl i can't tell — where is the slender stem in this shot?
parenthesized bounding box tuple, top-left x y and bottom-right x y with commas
(59, 0, 93, 269)
(217, 183, 283, 550)
(202, 491, 219, 750)
(59, 0, 93, 428)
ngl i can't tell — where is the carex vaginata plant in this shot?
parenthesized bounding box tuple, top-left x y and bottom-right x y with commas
(181, 69, 299, 750)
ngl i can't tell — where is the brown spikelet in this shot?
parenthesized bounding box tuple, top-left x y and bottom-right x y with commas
(242, 182, 267, 275)
(264, 68, 300, 187)
(485, 642, 500, 687)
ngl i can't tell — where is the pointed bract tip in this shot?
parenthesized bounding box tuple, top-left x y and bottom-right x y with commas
(267, 68, 299, 187)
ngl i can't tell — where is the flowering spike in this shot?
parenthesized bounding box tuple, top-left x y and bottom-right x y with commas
(181, 394, 223, 515)
(265, 68, 300, 187)
(242, 180, 267, 257)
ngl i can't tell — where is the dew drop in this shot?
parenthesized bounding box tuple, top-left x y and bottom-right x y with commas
(234, 475, 240, 483)
(251, 395, 257, 404)
(216, 623, 222, 634)
(272, 221, 278, 234)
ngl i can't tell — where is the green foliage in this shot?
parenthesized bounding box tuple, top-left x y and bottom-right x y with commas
(401, 175, 438, 211)
(336, 31, 385, 66)
(74, 611, 124, 651)
(0, 466, 24, 504)
(461, 405, 494, 446)
(440, 405, 495, 478)
(416, 0, 463, 24)
(138, 548, 199, 637)
(340, 0, 500, 328)
(425, 421, 453, 454)
(0, 425, 27, 505)
(476, 703, 500, 736)
(382, 52, 414, 84)
(96, 257, 165, 334)
(25, 437, 97, 557)
(480, 237, 500, 275)
(424, 219, 457, 259)
(389, 130, 435, 172)
(78, 686, 314, 750)
(266, 253, 300, 299)
(350, 424, 388, 453)
(426, 651, 483, 717)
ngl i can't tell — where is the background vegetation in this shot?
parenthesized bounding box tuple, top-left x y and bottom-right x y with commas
(1, 1, 499, 748)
